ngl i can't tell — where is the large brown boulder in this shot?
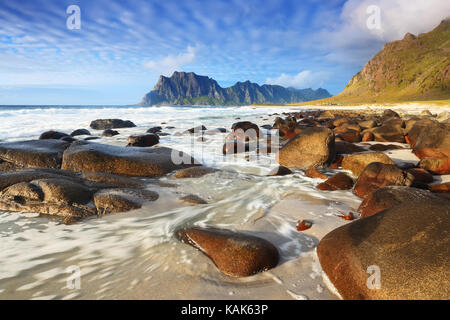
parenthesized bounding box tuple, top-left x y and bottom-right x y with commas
(409, 121, 450, 174)
(33, 178, 92, 204)
(342, 152, 395, 177)
(370, 125, 405, 143)
(231, 121, 260, 138)
(0, 140, 71, 169)
(90, 119, 136, 130)
(358, 186, 443, 217)
(277, 127, 335, 169)
(176, 227, 279, 277)
(317, 200, 450, 299)
(61, 142, 199, 177)
(353, 162, 415, 198)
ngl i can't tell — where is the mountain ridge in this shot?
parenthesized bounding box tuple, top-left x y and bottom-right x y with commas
(140, 71, 331, 106)
(298, 18, 450, 105)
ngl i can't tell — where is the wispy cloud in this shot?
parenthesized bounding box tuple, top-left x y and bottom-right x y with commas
(143, 46, 197, 76)
(266, 70, 330, 89)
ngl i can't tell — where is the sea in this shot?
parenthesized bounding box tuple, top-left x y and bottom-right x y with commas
(0, 105, 361, 299)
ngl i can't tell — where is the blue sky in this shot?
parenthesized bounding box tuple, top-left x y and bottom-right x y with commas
(0, 0, 449, 105)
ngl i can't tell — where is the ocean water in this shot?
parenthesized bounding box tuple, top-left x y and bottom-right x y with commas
(0, 105, 361, 299)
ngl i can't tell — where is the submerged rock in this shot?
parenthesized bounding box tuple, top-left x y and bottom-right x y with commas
(268, 166, 292, 176)
(179, 194, 208, 205)
(93, 188, 158, 215)
(176, 227, 279, 277)
(317, 172, 354, 191)
(173, 166, 218, 179)
(71, 129, 91, 137)
(102, 129, 120, 137)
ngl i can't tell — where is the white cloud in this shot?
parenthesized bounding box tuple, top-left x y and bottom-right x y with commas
(143, 46, 196, 76)
(265, 70, 330, 89)
(307, 0, 450, 65)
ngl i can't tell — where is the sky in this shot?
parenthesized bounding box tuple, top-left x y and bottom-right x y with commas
(0, 0, 449, 105)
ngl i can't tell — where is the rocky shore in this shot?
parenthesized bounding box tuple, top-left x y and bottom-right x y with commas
(0, 108, 449, 300)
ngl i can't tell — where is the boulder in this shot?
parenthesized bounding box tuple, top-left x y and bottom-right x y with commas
(93, 188, 158, 214)
(317, 200, 450, 299)
(358, 186, 444, 218)
(305, 167, 327, 180)
(126, 134, 159, 147)
(430, 182, 450, 194)
(361, 132, 374, 142)
(179, 194, 208, 205)
(71, 129, 91, 137)
(317, 172, 354, 191)
(409, 121, 450, 174)
(353, 162, 415, 198)
(176, 227, 279, 277)
(102, 129, 120, 137)
(368, 144, 404, 151)
(268, 166, 292, 176)
(0, 140, 71, 169)
(277, 127, 335, 169)
(147, 126, 162, 134)
(370, 125, 405, 143)
(359, 120, 377, 130)
(338, 130, 361, 143)
(90, 119, 136, 130)
(173, 166, 218, 178)
(231, 121, 260, 138)
(382, 109, 400, 118)
(342, 152, 395, 177)
(335, 141, 366, 154)
(39, 130, 70, 140)
(61, 142, 199, 177)
(33, 178, 92, 205)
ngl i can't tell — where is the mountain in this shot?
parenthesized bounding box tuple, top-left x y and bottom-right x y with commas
(140, 71, 331, 106)
(299, 18, 450, 105)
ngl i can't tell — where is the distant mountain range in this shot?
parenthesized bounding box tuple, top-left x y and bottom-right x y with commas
(140, 71, 331, 106)
(317, 18, 450, 104)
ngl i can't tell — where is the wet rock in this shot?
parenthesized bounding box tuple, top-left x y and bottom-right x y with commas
(82, 172, 145, 188)
(179, 194, 208, 205)
(329, 155, 344, 169)
(147, 126, 162, 134)
(39, 130, 70, 140)
(0, 140, 71, 169)
(32, 178, 92, 205)
(71, 129, 91, 137)
(305, 167, 327, 180)
(84, 137, 100, 141)
(361, 132, 374, 142)
(359, 120, 377, 130)
(222, 141, 249, 155)
(93, 188, 158, 214)
(61, 142, 199, 177)
(185, 125, 207, 134)
(410, 121, 450, 174)
(335, 141, 366, 154)
(173, 166, 218, 178)
(430, 182, 450, 194)
(268, 165, 292, 176)
(342, 152, 395, 177)
(176, 227, 279, 277)
(317, 172, 354, 191)
(231, 121, 260, 138)
(277, 127, 335, 169)
(334, 123, 361, 135)
(358, 186, 444, 218)
(317, 110, 334, 119)
(368, 144, 404, 151)
(338, 130, 361, 143)
(370, 125, 405, 143)
(297, 220, 313, 231)
(317, 199, 450, 299)
(127, 134, 160, 147)
(382, 109, 400, 118)
(102, 129, 120, 137)
(90, 119, 136, 130)
(353, 162, 415, 198)
(407, 168, 434, 185)
(0, 182, 44, 202)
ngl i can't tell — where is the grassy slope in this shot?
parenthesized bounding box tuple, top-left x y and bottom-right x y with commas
(288, 19, 450, 107)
